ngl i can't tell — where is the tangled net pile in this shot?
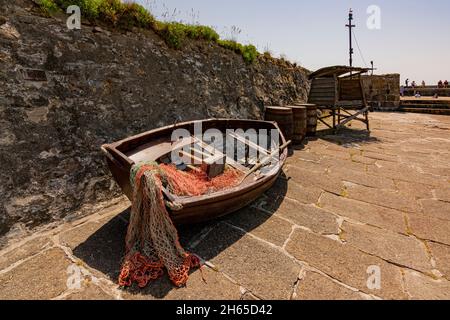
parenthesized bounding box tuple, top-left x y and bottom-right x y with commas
(119, 162, 243, 288)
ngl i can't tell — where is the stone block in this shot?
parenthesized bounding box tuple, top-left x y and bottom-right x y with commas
(341, 222, 432, 273)
(319, 192, 406, 234)
(194, 223, 301, 300)
(0, 248, 71, 300)
(285, 228, 407, 299)
(294, 271, 366, 300)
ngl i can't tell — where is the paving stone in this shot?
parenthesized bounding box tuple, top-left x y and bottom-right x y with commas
(329, 167, 396, 190)
(60, 221, 109, 250)
(0, 248, 71, 300)
(178, 221, 219, 249)
(421, 166, 450, 178)
(63, 215, 128, 281)
(306, 143, 332, 153)
(361, 144, 398, 156)
(285, 228, 408, 299)
(319, 192, 406, 234)
(294, 271, 366, 300)
(419, 199, 450, 221)
(368, 165, 444, 187)
(351, 155, 377, 165)
(434, 188, 450, 203)
(286, 184, 324, 205)
(274, 199, 339, 235)
(241, 291, 260, 300)
(320, 157, 367, 172)
(363, 151, 399, 163)
(0, 236, 52, 271)
(65, 284, 115, 300)
(122, 266, 241, 300)
(286, 158, 327, 173)
(395, 181, 434, 200)
(428, 242, 450, 280)
(403, 270, 450, 300)
(341, 222, 432, 273)
(270, 178, 322, 205)
(284, 165, 344, 195)
(194, 223, 301, 300)
(376, 160, 419, 172)
(95, 198, 130, 216)
(346, 184, 421, 213)
(290, 151, 322, 162)
(165, 268, 242, 300)
(224, 207, 293, 247)
(408, 214, 450, 245)
(313, 148, 352, 160)
(326, 144, 356, 153)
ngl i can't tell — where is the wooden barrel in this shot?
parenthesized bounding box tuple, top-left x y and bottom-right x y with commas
(293, 103, 318, 136)
(286, 106, 307, 144)
(264, 106, 293, 142)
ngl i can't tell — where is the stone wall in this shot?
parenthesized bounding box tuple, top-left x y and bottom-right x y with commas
(362, 74, 400, 110)
(404, 87, 450, 97)
(0, 1, 310, 243)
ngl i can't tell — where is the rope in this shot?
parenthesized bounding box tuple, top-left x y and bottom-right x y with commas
(118, 162, 243, 288)
(352, 29, 368, 68)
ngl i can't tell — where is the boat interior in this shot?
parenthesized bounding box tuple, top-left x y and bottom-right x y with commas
(111, 120, 288, 200)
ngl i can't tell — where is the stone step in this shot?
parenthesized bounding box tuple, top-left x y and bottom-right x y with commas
(401, 100, 450, 107)
(400, 103, 450, 109)
(399, 108, 450, 115)
(404, 88, 450, 97)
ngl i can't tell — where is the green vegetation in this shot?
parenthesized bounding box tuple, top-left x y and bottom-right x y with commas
(48, 0, 155, 27)
(39, 0, 59, 15)
(217, 40, 258, 64)
(37, 0, 260, 63)
(154, 22, 219, 49)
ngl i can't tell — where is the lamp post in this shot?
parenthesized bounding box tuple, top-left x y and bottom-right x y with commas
(346, 9, 355, 68)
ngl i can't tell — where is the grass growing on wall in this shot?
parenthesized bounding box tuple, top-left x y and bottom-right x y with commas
(39, 0, 59, 15)
(37, 0, 259, 63)
(217, 40, 258, 64)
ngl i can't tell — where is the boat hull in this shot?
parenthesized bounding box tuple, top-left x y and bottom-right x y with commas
(102, 119, 287, 224)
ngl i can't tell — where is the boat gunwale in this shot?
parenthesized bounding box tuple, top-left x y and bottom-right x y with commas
(101, 118, 288, 206)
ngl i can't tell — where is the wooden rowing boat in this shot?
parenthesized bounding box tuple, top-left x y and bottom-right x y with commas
(101, 119, 288, 224)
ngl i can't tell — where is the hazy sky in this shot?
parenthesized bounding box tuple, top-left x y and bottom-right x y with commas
(136, 0, 450, 84)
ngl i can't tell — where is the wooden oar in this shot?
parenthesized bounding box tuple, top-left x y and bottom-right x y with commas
(239, 140, 291, 184)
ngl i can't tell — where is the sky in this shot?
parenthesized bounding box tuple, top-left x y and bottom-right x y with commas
(136, 0, 450, 84)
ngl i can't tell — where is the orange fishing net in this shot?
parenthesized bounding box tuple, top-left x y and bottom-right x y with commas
(118, 162, 243, 288)
(160, 163, 242, 196)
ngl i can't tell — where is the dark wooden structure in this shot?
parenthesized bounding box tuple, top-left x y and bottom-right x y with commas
(264, 106, 294, 142)
(101, 119, 288, 225)
(308, 65, 371, 131)
(286, 106, 307, 144)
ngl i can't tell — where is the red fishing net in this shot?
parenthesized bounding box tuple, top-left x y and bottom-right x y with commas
(118, 163, 243, 288)
(160, 163, 242, 196)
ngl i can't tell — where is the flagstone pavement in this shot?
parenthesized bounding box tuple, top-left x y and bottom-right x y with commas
(1, 112, 450, 300)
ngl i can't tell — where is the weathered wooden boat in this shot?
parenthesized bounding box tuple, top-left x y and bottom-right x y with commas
(101, 119, 289, 224)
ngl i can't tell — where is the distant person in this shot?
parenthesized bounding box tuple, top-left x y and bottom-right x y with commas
(415, 91, 421, 98)
(400, 86, 405, 97)
(438, 80, 443, 88)
(405, 79, 409, 87)
(411, 81, 416, 88)
(434, 93, 439, 99)
(445, 80, 449, 88)
(421, 80, 426, 87)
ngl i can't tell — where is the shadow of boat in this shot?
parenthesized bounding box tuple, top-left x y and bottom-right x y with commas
(72, 173, 288, 299)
